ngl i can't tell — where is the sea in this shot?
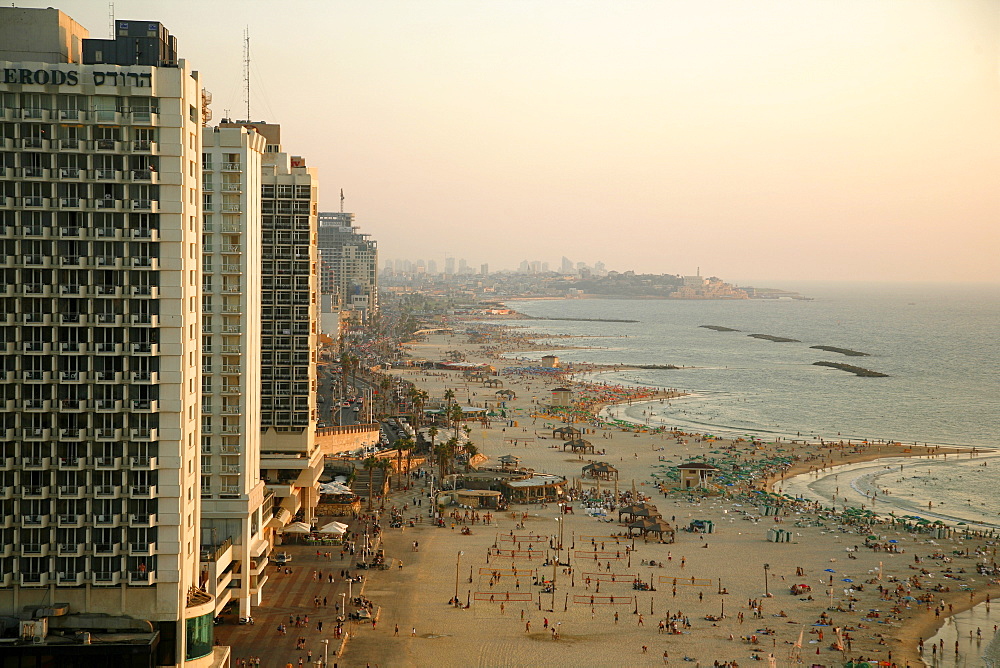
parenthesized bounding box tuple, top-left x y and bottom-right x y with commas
(501, 281, 1000, 665)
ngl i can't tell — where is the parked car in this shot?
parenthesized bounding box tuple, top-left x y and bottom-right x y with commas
(274, 552, 292, 565)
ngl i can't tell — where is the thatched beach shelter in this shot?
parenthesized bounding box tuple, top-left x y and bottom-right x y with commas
(582, 462, 618, 481)
(562, 438, 595, 454)
(618, 503, 658, 523)
(552, 425, 582, 440)
(628, 518, 675, 542)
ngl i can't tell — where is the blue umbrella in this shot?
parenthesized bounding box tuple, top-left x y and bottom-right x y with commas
(824, 569, 836, 573)
(889, 540, 899, 544)
(842, 578, 854, 582)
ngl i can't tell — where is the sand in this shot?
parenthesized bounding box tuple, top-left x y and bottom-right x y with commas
(336, 325, 1000, 667)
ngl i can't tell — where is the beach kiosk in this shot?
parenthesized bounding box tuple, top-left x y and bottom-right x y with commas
(502, 473, 567, 504)
(541, 355, 560, 368)
(677, 462, 720, 490)
(550, 387, 573, 408)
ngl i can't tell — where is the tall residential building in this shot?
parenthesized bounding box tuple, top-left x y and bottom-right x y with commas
(0, 9, 218, 665)
(221, 121, 322, 526)
(317, 211, 378, 323)
(199, 125, 271, 619)
(444, 256, 456, 275)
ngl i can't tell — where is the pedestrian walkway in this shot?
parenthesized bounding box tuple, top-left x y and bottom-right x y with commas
(217, 542, 358, 667)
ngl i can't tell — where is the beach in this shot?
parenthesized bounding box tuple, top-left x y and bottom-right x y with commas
(336, 322, 1000, 667)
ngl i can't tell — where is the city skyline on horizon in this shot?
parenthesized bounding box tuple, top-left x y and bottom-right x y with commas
(39, 0, 1000, 285)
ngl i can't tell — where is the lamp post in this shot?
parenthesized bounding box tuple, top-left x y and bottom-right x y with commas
(455, 550, 464, 607)
(763, 563, 770, 597)
(321, 638, 329, 667)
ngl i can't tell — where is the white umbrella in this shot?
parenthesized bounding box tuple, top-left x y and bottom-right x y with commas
(317, 523, 346, 535)
(282, 522, 312, 534)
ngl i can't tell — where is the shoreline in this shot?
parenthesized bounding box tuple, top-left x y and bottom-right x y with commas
(351, 316, 998, 667)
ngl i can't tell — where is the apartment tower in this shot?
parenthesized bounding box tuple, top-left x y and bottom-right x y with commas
(221, 121, 322, 527)
(199, 125, 272, 620)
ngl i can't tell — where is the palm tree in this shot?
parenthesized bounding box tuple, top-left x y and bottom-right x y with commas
(443, 388, 455, 411)
(379, 377, 391, 417)
(464, 443, 479, 470)
(427, 426, 439, 455)
(448, 403, 464, 439)
(397, 437, 415, 489)
(362, 455, 378, 510)
(375, 458, 392, 509)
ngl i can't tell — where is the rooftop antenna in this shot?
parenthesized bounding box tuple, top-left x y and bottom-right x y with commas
(242, 27, 250, 121)
(108, 2, 114, 38)
(340, 188, 345, 214)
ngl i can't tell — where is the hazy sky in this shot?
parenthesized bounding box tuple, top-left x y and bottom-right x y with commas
(53, 1, 1000, 283)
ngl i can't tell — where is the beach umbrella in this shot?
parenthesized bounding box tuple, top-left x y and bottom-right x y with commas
(317, 523, 346, 535)
(842, 578, 853, 583)
(282, 522, 312, 534)
(824, 569, 836, 573)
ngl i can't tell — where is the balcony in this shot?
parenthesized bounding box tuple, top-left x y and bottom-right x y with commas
(22, 514, 45, 526)
(58, 485, 85, 499)
(58, 544, 84, 557)
(132, 139, 154, 152)
(221, 405, 243, 415)
(21, 456, 47, 469)
(128, 455, 156, 469)
(59, 428, 84, 440)
(130, 227, 157, 239)
(130, 428, 157, 441)
(221, 244, 242, 253)
(60, 399, 84, 411)
(132, 285, 158, 297)
(130, 311, 157, 324)
(128, 513, 157, 527)
(57, 457, 86, 470)
(94, 456, 121, 469)
(23, 399, 48, 411)
(21, 485, 49, 498)
(131, 371, 157, 383)
(131, 256, 157, 268)
(220, 385, 240, 396)
(94, 543, 121, 556)
(128, 570, 156, 585)
(131, 399, 157, 412)
(23, 428, 50, 440)
(131, 199, 155, 211)
(20, 573, 49, 586)
(221, 264, 241, 273)
(59, 283, 82, 295)
(60, 370, 85, 382)
(221, 345, 241, 354)
(93, 512, 120, 525)
(131, 343, 158, 355)
(92, 572, 121, 586)
(128, 541, 156, 556)
(220, 484, 241, 497)
(223, 284, 242, 293)
(96, 428, 120, 441)
(222, 162, 241, 172)
(95, 342, 121, 354)
(95, 371, 121, 382)
(94, 256, 119, 268)
(129, 484, 156, 498)
(57, 571, 85, 586)
(58, 513, 83, 527)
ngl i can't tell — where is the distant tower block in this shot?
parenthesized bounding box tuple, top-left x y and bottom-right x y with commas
(541, 355, 559, 368)
(551, 387, 572, 408)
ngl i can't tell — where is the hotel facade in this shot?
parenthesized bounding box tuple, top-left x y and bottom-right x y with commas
(0, 8, 214, 665)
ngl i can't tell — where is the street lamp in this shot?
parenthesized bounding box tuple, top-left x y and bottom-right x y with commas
(763, 563, 770, 597)
(321, 638, 329, 667)
(455, 550, 464, 607)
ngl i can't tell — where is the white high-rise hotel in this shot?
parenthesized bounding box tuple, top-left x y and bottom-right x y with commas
(0, 7, 328, 666)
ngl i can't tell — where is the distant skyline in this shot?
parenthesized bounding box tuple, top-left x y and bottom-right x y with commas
(50, 0, 1000, 284)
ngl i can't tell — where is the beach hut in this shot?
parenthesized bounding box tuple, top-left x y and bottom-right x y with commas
(552, 425, 581, 441)
(540, 355, 559, 368)
(618, 503, 659, 523)
(583, 462, 619, 481)
(495, 389, 516, 400)
(497, 454, 522, 471)
(484, 378, 504, 388)
(677, 462, 720, 490)
(562, 438, 595, 454)
(627, 518, 675, 543)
